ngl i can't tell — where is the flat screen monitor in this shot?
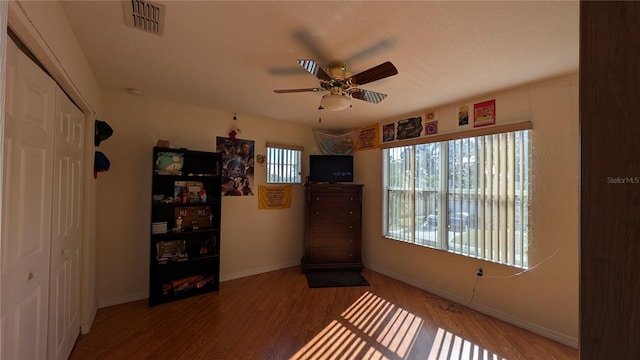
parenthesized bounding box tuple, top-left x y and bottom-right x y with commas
(309, 155, 354, 183)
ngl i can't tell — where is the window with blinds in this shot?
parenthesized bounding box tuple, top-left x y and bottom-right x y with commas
(382, 128, 531, 268)
(266, 143, 303, 184)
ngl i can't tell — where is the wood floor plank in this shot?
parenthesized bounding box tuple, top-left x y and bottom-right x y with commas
(70, 267, 577, 359)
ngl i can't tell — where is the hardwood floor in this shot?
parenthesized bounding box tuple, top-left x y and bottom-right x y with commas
(70, 267, 577, 359)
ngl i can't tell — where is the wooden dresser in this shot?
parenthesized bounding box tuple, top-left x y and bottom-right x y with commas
(301, 183, 364, 272)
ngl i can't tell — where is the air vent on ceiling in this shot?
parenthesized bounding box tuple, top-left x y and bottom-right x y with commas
(123, 0, 166, 36)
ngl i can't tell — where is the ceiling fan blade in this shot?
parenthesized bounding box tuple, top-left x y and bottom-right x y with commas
(350, 61, 398, 86)
(349, 89, 388, 104)
(274, 88, 323, 93)
(297, 59, 331, 81)
(343, 39, 395, 65)
(293, 30, 330, 65)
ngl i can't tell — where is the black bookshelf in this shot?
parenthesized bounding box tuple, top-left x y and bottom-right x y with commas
(149, 147, 222, 306)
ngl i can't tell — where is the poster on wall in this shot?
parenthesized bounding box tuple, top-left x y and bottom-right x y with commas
(458, 105, 470, 126)
(382, 123, 395, 142)
(473, 99, 496, 127)
(396, 116, 423, 140)
(216, 136, 255, 196)
(355, 124, 379, 151)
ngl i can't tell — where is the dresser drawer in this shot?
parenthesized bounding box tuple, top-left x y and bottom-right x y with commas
(310, 248, 357, 263)
(311, 236, 356, 248)
(310, 222, 358, 234)
(309, 207, 359, 221)
(310, 192, 359, 208)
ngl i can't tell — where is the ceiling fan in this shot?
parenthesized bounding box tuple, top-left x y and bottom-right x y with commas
(273, 60, 398, 111)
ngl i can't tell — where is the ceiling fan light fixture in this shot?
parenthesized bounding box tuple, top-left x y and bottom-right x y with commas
(320, 93, 352, 111)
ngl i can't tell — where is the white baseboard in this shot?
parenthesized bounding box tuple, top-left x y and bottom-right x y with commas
(363, 261, 579, 349)
(80, 302, 98, 334)
(220, 261, 300, 282)
(94, 262, 300, 309)
(97, 291, 148, 309)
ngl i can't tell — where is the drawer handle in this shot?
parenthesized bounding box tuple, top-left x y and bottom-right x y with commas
(316, 211, 320, 215)
(348, 225, 353, 229)
(349, 211, 353, 215)
(316, 197, 320, 201)
(28, 271, 37, 281)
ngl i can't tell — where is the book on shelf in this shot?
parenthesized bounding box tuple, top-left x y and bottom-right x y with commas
(174, 181, 204, 204)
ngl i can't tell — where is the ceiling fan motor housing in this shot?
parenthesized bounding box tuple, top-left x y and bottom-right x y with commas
(325, 63, 351, 80)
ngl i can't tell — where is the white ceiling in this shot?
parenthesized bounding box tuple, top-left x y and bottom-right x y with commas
(60, 1, 579, 129)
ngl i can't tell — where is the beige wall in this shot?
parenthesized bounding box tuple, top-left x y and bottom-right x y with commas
(96, 90, 316, 305)
(358, 73, 579, 346)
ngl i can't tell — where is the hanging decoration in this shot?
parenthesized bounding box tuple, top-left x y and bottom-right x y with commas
(228, 127, 241, 141)
(94, 119, 113, 179)
(258, 185, 292, 210)
(312, 128, 360, 155)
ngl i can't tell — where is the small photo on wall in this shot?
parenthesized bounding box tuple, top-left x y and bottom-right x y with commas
(458, 105, 469, 126)
(425, 120, 438, 135)
(474, 99, 496, 127)
(426, 111, 436, 121)
(382, 123, 395, 142)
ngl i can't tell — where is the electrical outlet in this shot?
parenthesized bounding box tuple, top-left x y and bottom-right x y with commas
(477, 268, 484, 277)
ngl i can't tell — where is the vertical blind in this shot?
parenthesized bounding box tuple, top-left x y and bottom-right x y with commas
(383, 124, 530, 268)
(446, 131, 529, 267)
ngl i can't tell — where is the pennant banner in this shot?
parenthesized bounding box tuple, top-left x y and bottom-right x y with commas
(355, 124, 379, 151)
(312, 128, 360, 155)
(258, 185, 292, 210)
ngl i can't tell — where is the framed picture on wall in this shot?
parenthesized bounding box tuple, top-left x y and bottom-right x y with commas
(473, 99, 496, 127)
(458, 105, 470, 126)
(382, 123, 395, 142)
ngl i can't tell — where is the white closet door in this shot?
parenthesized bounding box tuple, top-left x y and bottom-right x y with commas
(48, 86, 83, 360)
(1, 38, 55, 360)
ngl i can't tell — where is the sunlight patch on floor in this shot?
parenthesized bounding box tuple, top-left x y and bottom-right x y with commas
(289, 291, 423, 360)
(290, 291, 508, 360)
(428, 327, 507, 360)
